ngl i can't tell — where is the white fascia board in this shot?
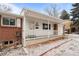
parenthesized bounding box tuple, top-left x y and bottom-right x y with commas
(21, 8, 64, 24)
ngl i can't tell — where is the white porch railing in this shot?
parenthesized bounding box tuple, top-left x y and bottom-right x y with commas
(25, 34, 59, 40)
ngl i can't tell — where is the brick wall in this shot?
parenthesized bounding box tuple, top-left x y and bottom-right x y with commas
(0, 15, 22, 44)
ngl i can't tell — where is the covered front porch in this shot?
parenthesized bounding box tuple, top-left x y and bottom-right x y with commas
(22, 9, 64, 46)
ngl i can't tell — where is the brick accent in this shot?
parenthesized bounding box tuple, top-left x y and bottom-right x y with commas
(0, 27, 22, 41)
(0, 15, 22, 45)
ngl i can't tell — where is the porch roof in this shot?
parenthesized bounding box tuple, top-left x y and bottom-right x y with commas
(21, 8, 64, 23)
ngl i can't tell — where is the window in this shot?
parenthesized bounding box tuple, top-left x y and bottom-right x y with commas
(2, 17, 16, 26)
(43, 23, 48, 30)
(36, 27, 39, 29)
(53, 24, 58, 30)
(3, 17, 9, 25)
(35, 22, 39, 29)
(4, 41, 8, 45)
(9, 41, 13, 44)
(10, 19, 15, 25)
(3, 41, 14, 45)
(49, 24, 51, 30)
(43, 23, 51, 30)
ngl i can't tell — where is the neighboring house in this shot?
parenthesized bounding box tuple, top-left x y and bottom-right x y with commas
(63, 20, 73, 34)
(0, 9, 64, 48)
(0, 11, 23, 48)
(21, 9, 64, 46)
(71, 20, 79, 33)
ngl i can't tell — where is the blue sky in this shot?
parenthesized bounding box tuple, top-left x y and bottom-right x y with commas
(14, 3, 73, 14)
(0, 3, 72, 15)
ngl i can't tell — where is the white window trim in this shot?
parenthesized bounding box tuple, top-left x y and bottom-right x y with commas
(35, 22, 39, 29)
(1, 16, 17, 27)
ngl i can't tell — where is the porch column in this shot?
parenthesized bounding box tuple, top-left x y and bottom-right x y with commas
(22, 17, 25, 46)
(58, 23, 64, 35)
(48, 20, 49, 38)
(22, 17, 27, 47)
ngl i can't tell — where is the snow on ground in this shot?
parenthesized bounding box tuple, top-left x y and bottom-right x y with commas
(0, 47, 27, 56)
(43, 34, 79, 56)
(0, 34, 79, 56)
(26, 38, 71, 56)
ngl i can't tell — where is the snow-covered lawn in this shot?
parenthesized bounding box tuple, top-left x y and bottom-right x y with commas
(0, 47, 27, 56)
(1, 34, 79, 56)
(26, 37, 71, 56)
(43, 34, 79, 56)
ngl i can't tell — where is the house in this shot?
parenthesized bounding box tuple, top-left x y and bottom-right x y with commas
(71, 20, 79, 33)
(21, 9, 64, 46)
(63, 20, 73, 34)
(0, 11, 23, 48)
(0, 9, 64, 48)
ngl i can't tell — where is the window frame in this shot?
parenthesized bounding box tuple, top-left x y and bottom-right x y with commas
(43, 23, 48, 30)
(2, 17, 10, 25)
(9, 41, 13, 44)
(1, 16, 16, 27)
(3, 41, 8, 45)
(3, 40, 14, 46)
(35, 22, 39, 29)
(10, 18, 16, 25)
(53, 24, 58, 30)
(49, 24, 51, 30)
(42, 23, 51, 30)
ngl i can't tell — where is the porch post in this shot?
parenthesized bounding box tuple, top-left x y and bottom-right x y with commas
(22, 17, 26, 47)
(58, 23, 63, 35)
(48, 20, 49, 38)
(33, 21, 35, 39)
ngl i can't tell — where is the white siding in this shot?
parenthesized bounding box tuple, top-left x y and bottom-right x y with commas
(17, 18, 21, 27)
(24, 17, 54, 38)
(22, 16, 30, 46)
(58, 23, 64, 35)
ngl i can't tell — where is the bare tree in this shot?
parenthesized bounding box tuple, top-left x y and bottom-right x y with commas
(44, 4, 59, 17)
(0, 4, 12, 12)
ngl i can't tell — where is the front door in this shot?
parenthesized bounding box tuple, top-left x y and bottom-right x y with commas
(53, 24, 58, 35)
